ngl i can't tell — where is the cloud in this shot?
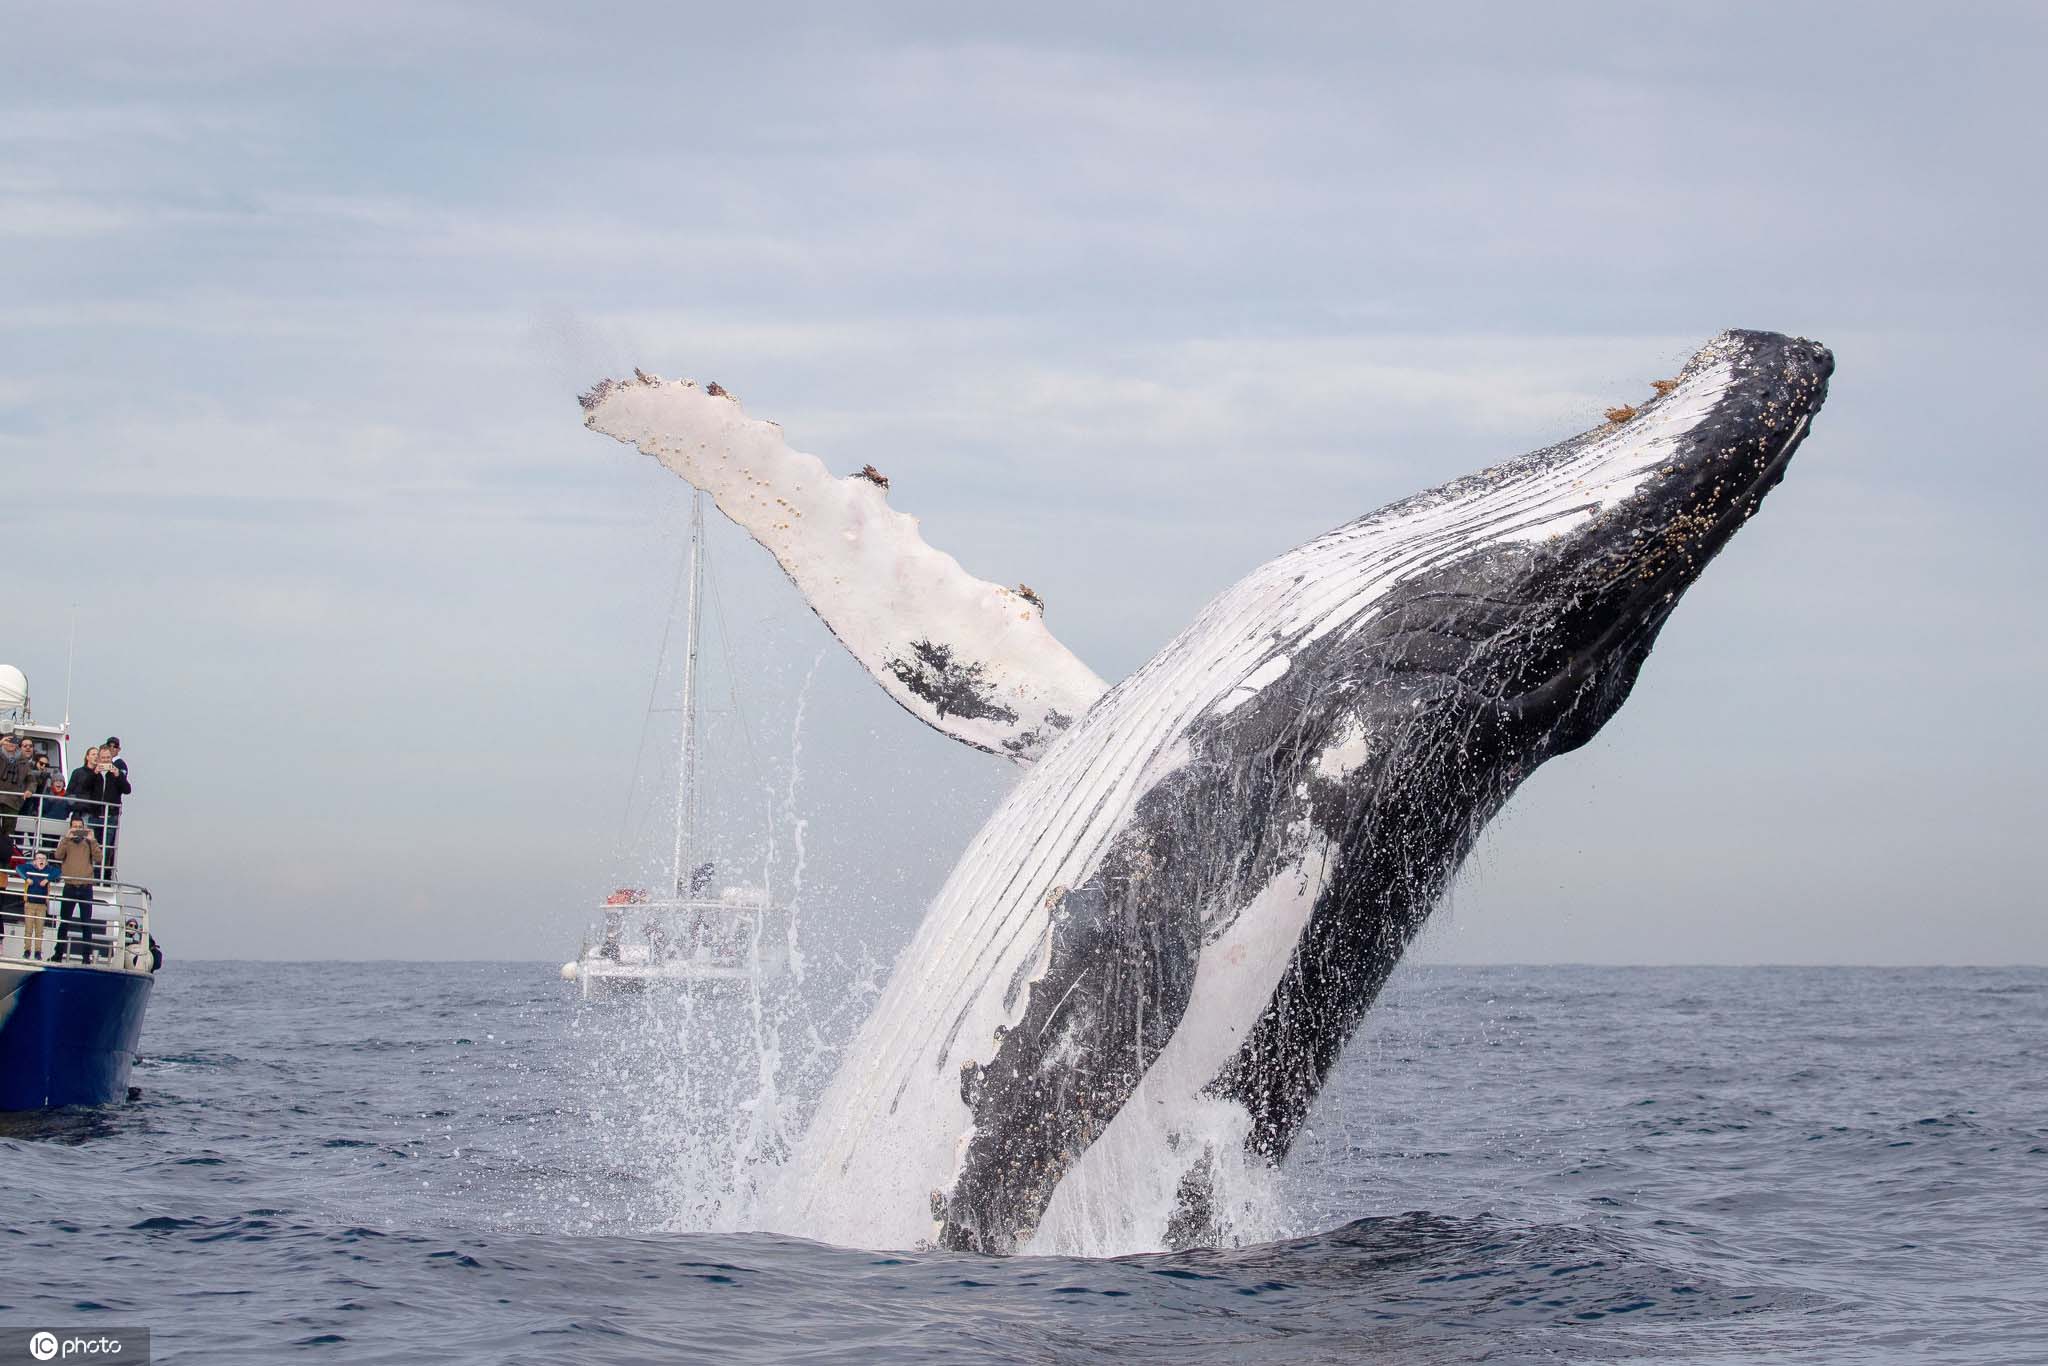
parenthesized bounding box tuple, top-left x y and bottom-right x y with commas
(0, 2, 2039, 965)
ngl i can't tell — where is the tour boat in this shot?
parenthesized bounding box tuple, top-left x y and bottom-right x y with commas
(0, 665, 160, 1110)
(561, 493, 789, 997)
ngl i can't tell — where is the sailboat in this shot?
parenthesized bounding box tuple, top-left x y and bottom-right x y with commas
(562, 492, 789, 997)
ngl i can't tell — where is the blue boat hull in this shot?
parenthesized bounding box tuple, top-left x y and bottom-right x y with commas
(0, 965, 153, 1110)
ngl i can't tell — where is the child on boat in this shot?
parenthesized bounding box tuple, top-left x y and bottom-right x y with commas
(17, 850, 54, 962)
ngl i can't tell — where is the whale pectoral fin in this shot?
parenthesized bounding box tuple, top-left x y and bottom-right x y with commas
(580, 373, 1108, 761)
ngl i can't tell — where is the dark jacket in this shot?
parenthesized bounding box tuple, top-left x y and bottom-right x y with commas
(99, 765, 131, 808)
(67, 764, 104, 811)
(0, 751, 30, 813)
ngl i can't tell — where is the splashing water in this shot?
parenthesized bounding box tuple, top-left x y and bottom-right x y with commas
(768, 649, 827, 990)
(575, 647, 882, 1236)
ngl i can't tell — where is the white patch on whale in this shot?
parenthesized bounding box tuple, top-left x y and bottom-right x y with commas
(1214, 653, 1292, 715)
(1025, 830, 1333, 1257)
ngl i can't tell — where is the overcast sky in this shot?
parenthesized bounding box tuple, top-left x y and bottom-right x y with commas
(3, 2, 2041, 964)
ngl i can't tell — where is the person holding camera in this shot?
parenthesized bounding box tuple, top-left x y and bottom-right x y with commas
(53, 814, 104, 963)
(67, 745, 103, 845)
(0, 734, 35, 854)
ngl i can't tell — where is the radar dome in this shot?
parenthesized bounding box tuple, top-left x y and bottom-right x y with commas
(0, 665, 26, 717)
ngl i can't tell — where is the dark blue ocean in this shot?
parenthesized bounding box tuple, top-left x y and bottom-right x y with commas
(2, 963, 2042, 1363)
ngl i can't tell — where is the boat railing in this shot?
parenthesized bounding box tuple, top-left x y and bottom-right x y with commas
(587, 893, 785, 973)
(3, 793, 132, 880)
(0, 880, 153, 972)
(597, 891, 775, 913)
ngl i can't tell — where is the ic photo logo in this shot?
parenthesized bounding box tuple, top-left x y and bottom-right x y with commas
(21, 1331, 129, 1362)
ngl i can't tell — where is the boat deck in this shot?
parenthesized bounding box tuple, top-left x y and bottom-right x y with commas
(567, 892, 789, 995)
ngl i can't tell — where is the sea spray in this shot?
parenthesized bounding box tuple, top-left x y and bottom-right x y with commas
(769, 648, 827, 989)
(574, 645, 885, 1236)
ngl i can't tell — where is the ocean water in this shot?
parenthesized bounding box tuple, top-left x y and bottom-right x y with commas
(1, 962, 2043, 1363)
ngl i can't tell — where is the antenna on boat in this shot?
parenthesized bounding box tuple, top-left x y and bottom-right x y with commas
(671, 491, 706, 895)
(62, 606, 76, 728)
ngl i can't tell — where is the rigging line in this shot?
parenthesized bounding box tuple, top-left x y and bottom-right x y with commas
(617, 528, 694, 851)
(704, 544, 765, 775)
(703, 541, 779, 898)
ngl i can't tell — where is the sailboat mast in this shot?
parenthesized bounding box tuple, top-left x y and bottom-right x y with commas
(672, 491, 706, 895)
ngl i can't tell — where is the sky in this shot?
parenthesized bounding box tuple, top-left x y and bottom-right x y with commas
(2, 1, 2041, 964)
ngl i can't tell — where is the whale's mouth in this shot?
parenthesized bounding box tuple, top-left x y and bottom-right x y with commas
(1619, 336, 1832, 611)
(1619, 411, 1810, 609)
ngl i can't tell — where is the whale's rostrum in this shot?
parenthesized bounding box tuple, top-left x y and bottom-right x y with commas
(581, 329, 1833, 1255)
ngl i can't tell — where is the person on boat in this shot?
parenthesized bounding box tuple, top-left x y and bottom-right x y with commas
(599, 887, 656, 961)
(645, 915, 676, 961)
(0, 733, 33, 854)
(597, 890, 635, 961)
(53, 814, 103, 964)
(15, 746, 53, 823)
(96, 744, 131, 871)
(66, 745, 102, 834)
(0, 863, 22, 958)
(17, 849, 54, 962)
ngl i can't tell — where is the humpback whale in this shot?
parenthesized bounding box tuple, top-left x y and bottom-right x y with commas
(582, 328, 1832, 1255)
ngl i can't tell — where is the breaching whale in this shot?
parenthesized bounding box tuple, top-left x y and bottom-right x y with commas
(581, 328, 1832, 1255)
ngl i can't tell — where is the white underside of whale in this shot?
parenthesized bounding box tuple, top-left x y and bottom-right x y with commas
(581, 374, 1107, 760)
